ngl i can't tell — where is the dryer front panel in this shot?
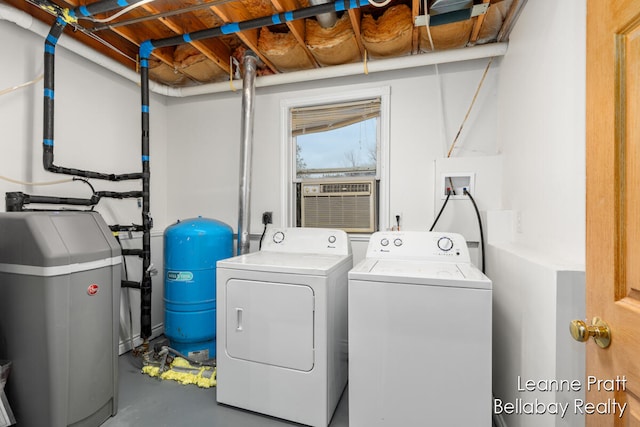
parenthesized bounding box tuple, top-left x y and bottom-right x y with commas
(225, 279, 315, 372)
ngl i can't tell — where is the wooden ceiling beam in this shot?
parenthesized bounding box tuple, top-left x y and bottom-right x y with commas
(139, 3, 231, 73)
(410, 0, 420, 54)
(469, 0, 491, 45)
(209, 2, 280, 73)
(270, 0, 320, 68)
(348, 8, 365, 59)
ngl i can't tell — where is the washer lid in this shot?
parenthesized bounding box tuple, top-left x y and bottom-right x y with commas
(217, 251, 352, 276)
(348, 259, 491, 290)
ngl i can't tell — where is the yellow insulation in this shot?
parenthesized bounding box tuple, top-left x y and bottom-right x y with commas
(174, 44, 226, 83)
(258, 27, 315, 72)
(142, 357, 217, 389)
(419, 19, 474, 52)
(306, 14, 361, 66)
(361, 4, 413, 58)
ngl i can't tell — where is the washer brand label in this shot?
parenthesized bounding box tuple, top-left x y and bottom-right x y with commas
(167, 271, 194, 282)
(87, 284, 99, 296)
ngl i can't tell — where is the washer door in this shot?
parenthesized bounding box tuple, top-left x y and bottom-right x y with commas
(226, 279, 315, 371)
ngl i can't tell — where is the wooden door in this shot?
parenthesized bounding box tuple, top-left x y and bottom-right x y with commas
(586, 0, 640, 425)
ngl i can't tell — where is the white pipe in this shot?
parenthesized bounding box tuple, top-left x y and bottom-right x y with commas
(0, 3, 176, 95)
(0, 3, 508, 98)
(178, 43, 508, 97)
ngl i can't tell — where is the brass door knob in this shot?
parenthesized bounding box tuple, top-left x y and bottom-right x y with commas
(570, 317, 611, 349)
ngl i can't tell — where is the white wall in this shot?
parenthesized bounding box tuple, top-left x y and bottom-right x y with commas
(165, 58, 501, 263)
(0, 19, 169, 348)
(497, 0, 586, 264)
(493, 1, 587, 426)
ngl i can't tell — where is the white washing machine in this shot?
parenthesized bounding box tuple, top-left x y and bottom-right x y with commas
(216, 227, 352, 427)
(348, 231, 492, 427)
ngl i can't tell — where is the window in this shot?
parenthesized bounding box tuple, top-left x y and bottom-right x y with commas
(280, 88, 390, 233)
(292, 99, 380, 179)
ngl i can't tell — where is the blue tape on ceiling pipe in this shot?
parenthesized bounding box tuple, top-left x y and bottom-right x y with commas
(139, 40, 155, 59)
(142, 105, 149, 113)
(118, 0, 129, 6)
(140, 59, 148, 68)
(221, 23, 240, 34)
(142, 155, 149, 162)
(272, 14, 282, 24)
(79, 5, 90, 16)
(45, 44, 55, 54)
(55, 16, 66, 27)
(43, 139, 54, 146)
(183, 33, 192, 43)
(284, 11, 293, 21)
(44, 89, 54, 99)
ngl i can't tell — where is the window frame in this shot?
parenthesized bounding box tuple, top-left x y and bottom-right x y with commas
(280, 86, 391, 233)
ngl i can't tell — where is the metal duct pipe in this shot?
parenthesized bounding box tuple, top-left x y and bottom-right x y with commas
(237, 51, 258, 256)
(309, 0, 337, 28)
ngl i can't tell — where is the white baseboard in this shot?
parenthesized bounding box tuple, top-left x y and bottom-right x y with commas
(118, 323, 164, 355)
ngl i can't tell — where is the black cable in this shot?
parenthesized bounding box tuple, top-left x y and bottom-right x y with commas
(259, 223, 267, 250)
(429, 190, 451, 231)
(464, 189, 485, 274)
(73, 177, 96, 194)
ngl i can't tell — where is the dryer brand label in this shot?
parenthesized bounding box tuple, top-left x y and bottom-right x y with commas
(167, 271, 194, 282)
(87, 284, 99, 296)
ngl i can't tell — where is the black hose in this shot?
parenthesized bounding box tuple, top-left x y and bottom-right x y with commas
(464, 189, 485, 274)
(259, 223, 267, 250)
(429, 190, 451, 231)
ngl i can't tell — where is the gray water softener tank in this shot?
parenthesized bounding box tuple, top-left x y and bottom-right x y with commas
(0, 211, 121, 427)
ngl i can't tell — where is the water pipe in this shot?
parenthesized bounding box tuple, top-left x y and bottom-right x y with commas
(38, 1, 155, 340)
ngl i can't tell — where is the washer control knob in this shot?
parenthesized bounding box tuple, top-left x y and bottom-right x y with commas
(394, 238, 403, 247)
(328, 235, 336, 244)
(380, 238, 389, 247)
(437, 236, 454, 252)
(273, 231, 285, 244)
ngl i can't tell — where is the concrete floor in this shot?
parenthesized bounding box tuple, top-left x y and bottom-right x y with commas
(101, 351, 349, 427)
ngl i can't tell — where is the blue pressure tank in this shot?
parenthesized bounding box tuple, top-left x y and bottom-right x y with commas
(164, 216, 233, 360)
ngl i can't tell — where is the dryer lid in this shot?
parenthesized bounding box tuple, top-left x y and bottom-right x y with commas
(349, 259, 491, 290)
(217, 251, 353, 276)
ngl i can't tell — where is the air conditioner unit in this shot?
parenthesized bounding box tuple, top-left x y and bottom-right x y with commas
(301, 179, 377, 233)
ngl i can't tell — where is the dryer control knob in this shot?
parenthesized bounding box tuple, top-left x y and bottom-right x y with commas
(380, 238, 389, 247)
(437, 236, 454, 251)
(273, 231, 285, 244)
(328, 235, 336, 244)
(394, 238, 403, 247)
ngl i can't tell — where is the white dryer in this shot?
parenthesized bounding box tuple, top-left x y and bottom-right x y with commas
(216, 227, 352, 427)
(348, 231, 492, 427)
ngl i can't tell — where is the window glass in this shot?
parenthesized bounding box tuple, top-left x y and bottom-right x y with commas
(296, 117, 378, 179)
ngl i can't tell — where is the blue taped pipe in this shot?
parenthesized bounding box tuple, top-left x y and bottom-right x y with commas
(40, 7, 153, 339)
(139, 0, 370, 54)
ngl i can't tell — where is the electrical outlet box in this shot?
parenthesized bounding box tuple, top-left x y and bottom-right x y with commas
(262, 211, 273, 225)
(441, 173, 475, 200)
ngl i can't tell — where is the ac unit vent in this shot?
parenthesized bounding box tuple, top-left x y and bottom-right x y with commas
(320, 182, 371, 193)
(301, 179, 376, 233)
